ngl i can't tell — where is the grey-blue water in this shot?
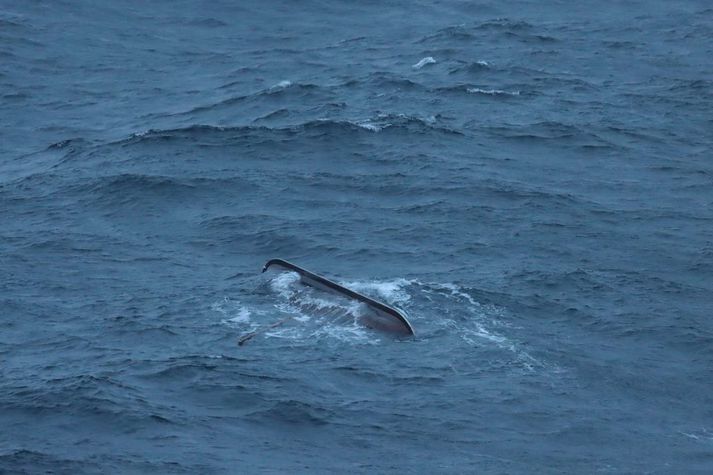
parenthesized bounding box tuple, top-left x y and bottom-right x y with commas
(2, 1, 712, 473)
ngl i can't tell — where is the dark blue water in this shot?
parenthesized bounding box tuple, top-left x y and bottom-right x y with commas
(2, 1, 713, 472)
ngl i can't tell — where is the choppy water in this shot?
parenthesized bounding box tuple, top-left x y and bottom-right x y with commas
(2, 1, 713, 473)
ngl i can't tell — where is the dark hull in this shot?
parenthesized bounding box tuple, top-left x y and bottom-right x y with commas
(263, 258, 415, 336)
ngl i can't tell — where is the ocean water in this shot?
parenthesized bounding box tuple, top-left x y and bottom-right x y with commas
(2, 1, 712, 473)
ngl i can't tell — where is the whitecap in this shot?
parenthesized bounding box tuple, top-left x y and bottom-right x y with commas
(355, 121, 385, 132)
(271, 80, 292, 89)
(467, 87, 520, 96)
(679, 428, 713, 443)
(412, 56, 436, 69)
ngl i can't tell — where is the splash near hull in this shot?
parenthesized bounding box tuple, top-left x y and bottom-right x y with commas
(262, 258, 415, 336)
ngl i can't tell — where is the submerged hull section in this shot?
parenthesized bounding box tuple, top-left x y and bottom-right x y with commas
(262, 258, 415, 336)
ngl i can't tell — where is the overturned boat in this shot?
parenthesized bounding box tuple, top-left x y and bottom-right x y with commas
(262, 258, 414, 336)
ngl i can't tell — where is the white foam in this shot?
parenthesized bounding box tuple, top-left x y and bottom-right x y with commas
(215, 274, 402, 345)
(340, 278, 414, 305)
(263, 322, 378, 345)
(476, 60, 490, 67)
(212, 298, 255, 327)
(211, 298, 228, 315)
(427, 282, 480, 307)
(467, 88, 520, 96)
(462, 324, 508, 345)
(426, 282, 542, 370)
(262, 274, 391, 345)
(265, 300, 378, 345)
(227, 306, 251, 324)
(286, 289, 355, 313)
(458, 318, 540, 371)
(277, 290, 361, 324)
(412, 56, 436, 69)
(312, 322, 378, 344)
(264, 325, 304, 341)
(269, 271, 300, 297)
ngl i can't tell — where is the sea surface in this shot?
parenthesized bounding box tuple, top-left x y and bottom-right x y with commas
(2, 1, 713, 473)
